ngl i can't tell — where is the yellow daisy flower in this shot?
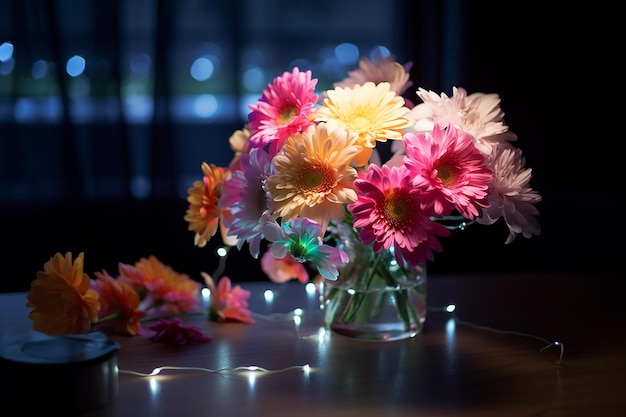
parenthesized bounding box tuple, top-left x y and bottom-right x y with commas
(309, 81, 415, 166)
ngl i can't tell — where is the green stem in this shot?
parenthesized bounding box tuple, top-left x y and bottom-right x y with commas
(325, 220, 424, 333)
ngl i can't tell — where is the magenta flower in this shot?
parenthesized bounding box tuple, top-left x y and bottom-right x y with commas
(148, 317, 211, 345)
(247, 67, 318, 156)
(403, 120, 493, 219)
(348, 163, 451, 267)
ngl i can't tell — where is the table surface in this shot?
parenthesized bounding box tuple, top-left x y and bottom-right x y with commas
(1, 270, 625, 417)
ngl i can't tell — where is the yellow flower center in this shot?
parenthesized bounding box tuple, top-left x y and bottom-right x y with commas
(383, 191, 413, 229)
(436, 163, 458, 186)
(350, 115, 371, 131)
(278, 106, 298, 125)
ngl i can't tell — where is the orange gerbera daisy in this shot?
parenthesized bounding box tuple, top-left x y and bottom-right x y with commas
(184, 162, 231, 247)
(26, 252, 101, 335)
(92, 270, 147, 336)
(118, 255, 201, 316)
(308, 81, 414, 166)
(265, 123, 359, 233)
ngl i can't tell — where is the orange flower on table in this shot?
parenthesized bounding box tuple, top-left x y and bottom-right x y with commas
(92, 270, 147, 336)
(118, 255, 201, 316)
(201, 272, 254, 324)
(26, 252, 101, 335)
(184, 162, 234, 248)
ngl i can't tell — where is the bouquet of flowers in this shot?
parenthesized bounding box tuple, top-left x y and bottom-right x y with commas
(184, 50, 542, 338)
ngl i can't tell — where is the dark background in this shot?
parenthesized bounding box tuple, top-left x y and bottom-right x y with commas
(0, 1, 620, 292)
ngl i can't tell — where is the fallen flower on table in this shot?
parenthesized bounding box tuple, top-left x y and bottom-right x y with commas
(148, 317, 211, 345)
(25, 251, 256, 345)
(117, 255, 202, 316)
(26, 252, 101, 335)
(202, 272, 255, 324)
(91, 269, 147, 336)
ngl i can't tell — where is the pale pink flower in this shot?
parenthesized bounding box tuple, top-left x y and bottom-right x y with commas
(407, 86, 517, 155)
(477, 144, 542, 243)
(332, 51, 414, 106)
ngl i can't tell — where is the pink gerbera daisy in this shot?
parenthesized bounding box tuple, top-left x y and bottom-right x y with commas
(403, 120, 493, 219)
(247, 67, 318, 156)
(201, 273, 254, 324)
(347, 164, 451, 268)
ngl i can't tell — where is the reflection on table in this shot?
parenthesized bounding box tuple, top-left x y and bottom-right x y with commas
(1, 271, 625, 417)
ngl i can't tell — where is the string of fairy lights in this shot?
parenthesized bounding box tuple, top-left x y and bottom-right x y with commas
(118, 301, 564, 380)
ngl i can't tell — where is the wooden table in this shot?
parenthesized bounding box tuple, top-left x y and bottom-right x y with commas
(1, 271, 624, 416)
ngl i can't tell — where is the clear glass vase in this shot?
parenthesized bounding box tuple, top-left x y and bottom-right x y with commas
(320, 221, 427, 341)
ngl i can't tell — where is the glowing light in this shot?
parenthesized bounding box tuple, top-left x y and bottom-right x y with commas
(119, 364, 310, 377)
(445, 304, 456, 313)
(242, 65, 266, 91)
(193, 94, 218, 118)
(148, 378, 160, 396)
(190, 56, 215, 81)
(263, 289, 274, 303)
(446, 318, 456, 335)
(334, 43, 359, 66)
(0, 42, 14, 62)
(201, 287, 211, 298)
(66, 55, 86, 77)
(216, 247, 228, 257)
(305, 282, 317, 296)
(247, 372, 257, 387)
(368, 45, 390, 60)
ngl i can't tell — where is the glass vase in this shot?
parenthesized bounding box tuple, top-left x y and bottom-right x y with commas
(320, 221, 427, 341)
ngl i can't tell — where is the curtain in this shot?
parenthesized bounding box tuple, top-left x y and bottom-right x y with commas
(0, 0, 420, 292)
